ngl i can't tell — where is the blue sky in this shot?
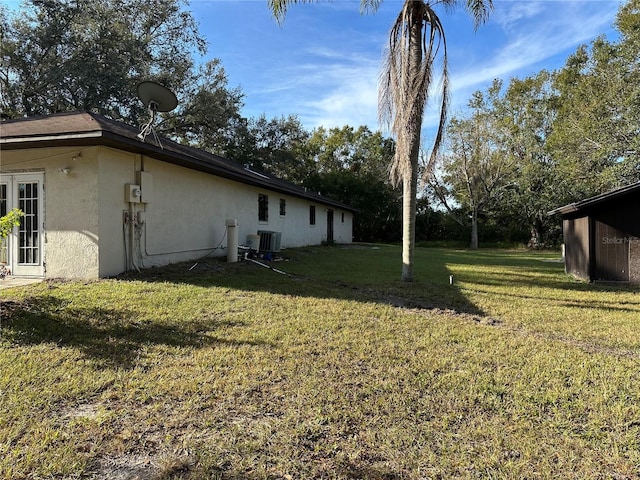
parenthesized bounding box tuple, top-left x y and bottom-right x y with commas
(3, 0, 621, 139)
(189, 0, 620, 140)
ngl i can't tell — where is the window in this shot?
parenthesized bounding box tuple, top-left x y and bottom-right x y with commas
(279, 198, 286, 216)
(258, 194, 268, 222)
(309, 205, 316, 225)
(341, 212, 345, 223)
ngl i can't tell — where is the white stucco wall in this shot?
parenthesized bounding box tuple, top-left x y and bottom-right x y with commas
(47, 147, 101, 278)
(1, 146, 101, 278)
(96, 148, 141, 277)
(126, 156, 353, 269)
(2, 145, 353, 279)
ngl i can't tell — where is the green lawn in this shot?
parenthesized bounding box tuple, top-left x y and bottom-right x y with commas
(1, 245, 640, 479)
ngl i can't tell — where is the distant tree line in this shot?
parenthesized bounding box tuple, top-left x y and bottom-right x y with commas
(1, 0, 638, 248)
(429, 0, 640, 248)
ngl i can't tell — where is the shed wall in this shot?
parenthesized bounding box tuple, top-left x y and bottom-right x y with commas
(630, 240, 640, 284)
(559, 188, 640, 284)
(589, 193, 640, 284)
(563, 217, 591, 281)
(593, 221, 630, 282)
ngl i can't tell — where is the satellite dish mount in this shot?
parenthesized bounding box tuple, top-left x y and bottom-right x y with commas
(136, 81, 178, 149)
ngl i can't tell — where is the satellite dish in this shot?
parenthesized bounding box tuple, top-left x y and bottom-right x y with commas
(137, 81, 178, 113)
(136, 81, 178, 148)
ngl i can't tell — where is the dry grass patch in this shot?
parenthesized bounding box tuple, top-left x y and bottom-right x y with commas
(1, 246, 639, 479)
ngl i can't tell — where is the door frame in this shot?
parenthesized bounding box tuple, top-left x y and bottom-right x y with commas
(326, 209, 334, 243)
(0, 172, 45, 277)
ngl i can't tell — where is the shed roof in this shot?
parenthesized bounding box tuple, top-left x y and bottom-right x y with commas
(549, 181, 640, 217)
(0, 111, 356, 212)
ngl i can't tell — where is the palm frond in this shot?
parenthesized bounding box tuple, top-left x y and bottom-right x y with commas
(380, 0, 448, 186)
(432, 0, 493, 28)
(267, 0, 314, 25)
(360, 0, 383, 14)
(466, 0, 494, 29)
(422, 5, 449, 171)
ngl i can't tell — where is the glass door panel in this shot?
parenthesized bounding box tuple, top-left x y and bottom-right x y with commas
(7, 173, 44, 277)
(0, 183, 8, 265)
(18, 181, 40, 265)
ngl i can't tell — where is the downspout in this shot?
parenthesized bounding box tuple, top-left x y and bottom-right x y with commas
(126, 154, 144, 272)
(129, 202, 135, 271)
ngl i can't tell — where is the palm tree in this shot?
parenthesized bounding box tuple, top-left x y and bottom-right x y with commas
(269, 0, 493, 281)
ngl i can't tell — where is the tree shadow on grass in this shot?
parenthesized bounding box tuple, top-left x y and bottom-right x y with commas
(117, 246, 487, 319)
(0, 295, 269, 369)
(119, 245, 639, 323)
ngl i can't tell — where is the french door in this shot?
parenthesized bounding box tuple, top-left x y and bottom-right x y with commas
(0, 173, 45, 277)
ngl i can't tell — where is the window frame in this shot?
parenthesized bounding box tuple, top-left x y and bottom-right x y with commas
(309, 205, 316, 226)
(258, 194, 269, 222)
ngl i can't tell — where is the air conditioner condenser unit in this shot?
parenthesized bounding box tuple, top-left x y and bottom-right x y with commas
(257, 230, 282, 253)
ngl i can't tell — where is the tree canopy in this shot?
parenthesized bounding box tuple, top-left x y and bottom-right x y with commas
(303, 126, 400, 242)
(433, 81, 515, 249)
(1, 0, 204, 118)
(3, 0, 639, 249)
(431, 0, 640, 248)
(0, 0, 246, 154)
(548, 1, 640, 193)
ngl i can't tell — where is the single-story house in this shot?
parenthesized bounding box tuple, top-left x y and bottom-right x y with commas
(0, 111, 355, 279)
(549, 181, 640, 283)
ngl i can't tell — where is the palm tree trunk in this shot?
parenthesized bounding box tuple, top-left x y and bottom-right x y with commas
(401, 149, 419, 281)
(400, 8, 424, 282)
(268, 0, 493, 284)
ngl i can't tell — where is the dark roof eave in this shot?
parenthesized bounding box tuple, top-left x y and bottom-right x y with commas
(549, 181, 640, 217)
(1, 128, 357, 213)
(0, 131, 104, 147)
(548, 204, 578, 216)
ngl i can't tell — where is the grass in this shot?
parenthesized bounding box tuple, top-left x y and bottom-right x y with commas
(1, 245, 640, 479)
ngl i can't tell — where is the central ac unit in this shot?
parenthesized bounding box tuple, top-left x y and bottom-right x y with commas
(257, 230, 282, 253)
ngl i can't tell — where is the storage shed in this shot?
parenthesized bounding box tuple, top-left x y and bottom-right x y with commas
(0, 111, 355, 279)
(549, 182, 640, 283)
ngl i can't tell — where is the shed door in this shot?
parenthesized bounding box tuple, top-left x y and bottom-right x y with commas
(0, 173, 45, 277)
(594, 222, 629, 282)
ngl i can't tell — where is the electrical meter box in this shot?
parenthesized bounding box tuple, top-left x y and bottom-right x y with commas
(125, 184, 141, 203)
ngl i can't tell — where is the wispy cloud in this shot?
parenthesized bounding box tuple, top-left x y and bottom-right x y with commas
(195, 0, 620, 134)
(446, 1, 618, 116)
(300, 75, 379, 130)
(493, 1, 547, 30)
(245, 45, 381, 130)
(303, 1, 617, 131)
